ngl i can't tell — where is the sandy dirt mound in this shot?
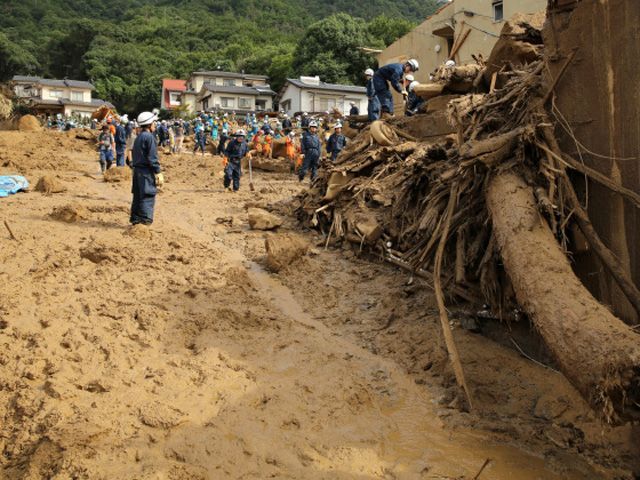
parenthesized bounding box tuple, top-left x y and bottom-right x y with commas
(49, 203, 89, 223)
(35, 175, 67, 194)
(0, 89, 11, 120)
(18, 114, 41, 131)
(104, 166, 132, 183)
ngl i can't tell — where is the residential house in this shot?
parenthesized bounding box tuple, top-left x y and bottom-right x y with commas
(161, 79, 187, 110)
(377, 0, 546, 114)
(277, 76, 368, 116)
(180, 71, 275, 114)
(11, 75, 113, 118)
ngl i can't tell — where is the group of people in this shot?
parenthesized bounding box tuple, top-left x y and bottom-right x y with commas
(96, 56, 424, 227)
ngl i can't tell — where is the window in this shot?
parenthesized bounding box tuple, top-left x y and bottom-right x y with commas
(319, 97, 336, 111)
(493, 1, 504, 21)
(256, 100, 266, 111)
(238, 97, 251, 109)
(202, 98, 209, 110)
(49, 90, 63, 99)
(223, 79, 236, 87)
(71, 91, 84, 102)
(169, 92, 181, 105)
(221, 97, 234, 108)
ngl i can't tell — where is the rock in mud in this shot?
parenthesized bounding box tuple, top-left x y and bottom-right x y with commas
(264, 233, 309, 273)
(35, 175, 67, 194)
(49, 203, 89, 223)
(104, 167, 132, 183)
(123, 224, 153, 240)
(248, 207, 282, 231)
(139, 402, 184, 429)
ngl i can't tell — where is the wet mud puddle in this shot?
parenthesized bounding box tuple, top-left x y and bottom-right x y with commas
(246, 261, 586, 479)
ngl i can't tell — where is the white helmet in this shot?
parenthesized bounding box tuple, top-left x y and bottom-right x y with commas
(405, 74, 414, 82)
(235, 129, 246, 137)
(409, 81, 420, 92)
(407, 58, 420, 71)
(137, 111, 157, 126)
(334, 123, 343, 129)
(365, 68, 374, 76)
(309, 120, 318, 128)
(445, 59, 456, 68)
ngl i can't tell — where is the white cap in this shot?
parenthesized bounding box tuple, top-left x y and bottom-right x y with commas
(407, 58, 420, 71)
(137, 111, 157, 126)
(365, 68, 374, 76)
(334, 123, 343, 129)
(235, 129, 246, 137)
(409, 80, 419, 92)
(445, 59, 456, 68)
(309, 120, 318, 128)
(405, 74, 414, 82)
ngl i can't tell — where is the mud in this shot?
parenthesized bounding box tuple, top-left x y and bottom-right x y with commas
(0, 129, 638, 479)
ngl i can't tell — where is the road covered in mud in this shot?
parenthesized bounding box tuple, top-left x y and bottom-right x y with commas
(0, 130, 637, 479)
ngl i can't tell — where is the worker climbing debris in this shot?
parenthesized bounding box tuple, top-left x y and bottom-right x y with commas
(130, 111, 162, 225)
(373, 58, 419, 116)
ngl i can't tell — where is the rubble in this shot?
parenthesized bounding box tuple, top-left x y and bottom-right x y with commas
(294, 15, 640, 423)
(248, 207, 282, 230)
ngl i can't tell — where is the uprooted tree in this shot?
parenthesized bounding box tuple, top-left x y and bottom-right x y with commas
(293, 13, 640, 423)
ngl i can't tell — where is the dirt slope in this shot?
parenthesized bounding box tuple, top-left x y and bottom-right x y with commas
(0, 130, 637, 479)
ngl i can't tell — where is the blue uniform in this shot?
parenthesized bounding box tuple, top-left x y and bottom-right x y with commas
(366, 78, 380, 121)
(326, 132, 347, 162)
(349, 106, 359, 116)
(373, 63, 405, 114)
(130, 130, 161, 225)
(406, 92, 425, 116)
(115, 124, 127, 167)
(224, 138, 248, 191)
(299, 131, 321, 181)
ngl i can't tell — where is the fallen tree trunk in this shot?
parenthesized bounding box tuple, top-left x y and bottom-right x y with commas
(487, 172, 640, 423)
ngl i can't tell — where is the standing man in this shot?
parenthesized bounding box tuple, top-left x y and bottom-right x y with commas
(349, 102, 359, 116)
(223, 129, 249, 192)
(282, 114, 292, 135)
(326, 123, 347, 162)
(218, 129, 230, 156)
(301, 112, 310, 129)
(373, 59, 419, 117)
(365, 68, 380, 121)
(114, 118, 127, 167)
(299, 120, 321, 182)
(193, 119, 206, 155)
(130, 111, 163, 226)
(98, 124, 115, 173)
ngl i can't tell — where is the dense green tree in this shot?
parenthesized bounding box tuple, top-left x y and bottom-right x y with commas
(0, 0, 437, 111)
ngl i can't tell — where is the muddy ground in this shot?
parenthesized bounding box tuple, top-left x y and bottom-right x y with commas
(0, 130, 637, 479)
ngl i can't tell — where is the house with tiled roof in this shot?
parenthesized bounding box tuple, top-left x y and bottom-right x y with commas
(161, 79, 187, 110)
(180, 71, 275, 114)
(277, 76, 367, 116)
(11, 76, 113, 118)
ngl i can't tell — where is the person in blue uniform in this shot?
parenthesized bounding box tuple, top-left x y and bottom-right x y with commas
(405, 80, 425, 116)
(223, 129, 249, 192)
(373, 58, 419, 116)
(299, 120, 321, 182)
(326, 123, 347, 162)
(364, 68, 380, 121)
(130, 111, 163, 225)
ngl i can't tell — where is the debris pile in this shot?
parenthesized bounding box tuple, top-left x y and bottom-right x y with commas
(0, 87, 12, 121)
(294, 17, 640, 423)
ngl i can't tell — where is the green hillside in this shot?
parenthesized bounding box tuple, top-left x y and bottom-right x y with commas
(0, 0, 438, 112)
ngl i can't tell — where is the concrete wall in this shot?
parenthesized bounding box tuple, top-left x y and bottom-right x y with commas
(378, 0, 546, 115)
(544, 0, 640, 324)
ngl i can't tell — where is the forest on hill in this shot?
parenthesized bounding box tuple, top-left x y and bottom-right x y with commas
(0, 0, 439, 111)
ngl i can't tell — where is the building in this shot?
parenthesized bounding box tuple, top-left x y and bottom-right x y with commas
(277, 76, 368, 116)
(11, 75, 113, 118)
(161, 79, 186, 110)
(180, 71, 275, 114)
(377, 0, 546, 114)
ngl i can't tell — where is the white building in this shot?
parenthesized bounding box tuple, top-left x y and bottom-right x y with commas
(11, 75, 113, 118)
(180, 71, 275, 114)
(277, 76, 368, 116)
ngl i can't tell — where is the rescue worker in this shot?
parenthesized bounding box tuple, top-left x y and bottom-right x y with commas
(174, 120, 184, 153)
(130, 111, 163, 225)
(373, 58, 419, 116)
(194, 119, 206, 155)
(301, 112, 310, 129)
(98, 124, 115, 173)
(365, 68, 380, 121)
(405, 80, 425, 116)
(218, 129, 230, 155)
(349, 102, 359, 116)
(326, 123, 347, 162)
(282, 114, 292, 135)
(299, 120, 321, 182)
(114, 119, 127, 167)
(223, 129, 249, 192)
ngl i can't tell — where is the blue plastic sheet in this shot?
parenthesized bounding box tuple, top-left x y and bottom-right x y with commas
(0, 175, 29, 198)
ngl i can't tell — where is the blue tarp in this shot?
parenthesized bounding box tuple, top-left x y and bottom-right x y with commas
(0, 176, 29, 198)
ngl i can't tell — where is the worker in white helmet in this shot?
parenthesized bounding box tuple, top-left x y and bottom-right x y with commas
(372, 58, 419, 116)
(299, 120, 321, 182)
(223, 129, 249, 192)
(326, 123, 347, 162)
(405, 80, 425, 117)
(365, 68, 380, 121)
(130, 111, 162, 225)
